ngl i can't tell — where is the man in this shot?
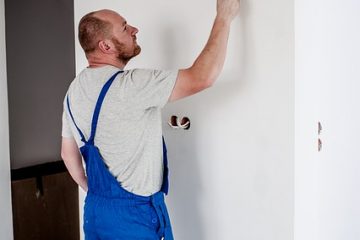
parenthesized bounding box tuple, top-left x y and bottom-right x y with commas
(61, 0, 240, 239)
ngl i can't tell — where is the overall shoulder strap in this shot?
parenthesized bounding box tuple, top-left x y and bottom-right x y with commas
(66, 95, 86, 143)
(88, 70, 123, 145)
(161, 136, 169, 195)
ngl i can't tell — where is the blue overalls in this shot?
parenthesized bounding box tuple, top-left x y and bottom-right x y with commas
(66, 71, 174, 240)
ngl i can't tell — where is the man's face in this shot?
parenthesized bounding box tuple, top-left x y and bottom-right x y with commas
(109, 13, 141, 63)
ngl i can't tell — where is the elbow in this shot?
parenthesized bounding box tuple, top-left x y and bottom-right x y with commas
(191, 78, 213, 94)
(200, 77, 215, 90)
(187, 65, 216, 90)
(196, 73, 216, 90)
(204, 78, 215, 88)
(204, 68, 222, 88)
(199, 69, 219, 89)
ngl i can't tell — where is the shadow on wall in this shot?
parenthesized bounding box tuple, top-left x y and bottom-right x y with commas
(161, 22, 206, 240)
(167, 125, 205, 240)
(161, 2, 248, 239)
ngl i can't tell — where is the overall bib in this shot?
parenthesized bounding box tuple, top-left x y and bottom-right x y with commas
(66, 71, 174, 240)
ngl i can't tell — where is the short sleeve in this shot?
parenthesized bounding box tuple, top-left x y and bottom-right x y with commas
(61, 110, 73, 138)
(126, 69, 178, 108)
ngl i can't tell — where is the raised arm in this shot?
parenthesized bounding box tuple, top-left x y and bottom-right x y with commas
(169, 0, 240, 102)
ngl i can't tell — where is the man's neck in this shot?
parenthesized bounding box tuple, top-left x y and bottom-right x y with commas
(87, 54, 126, 69)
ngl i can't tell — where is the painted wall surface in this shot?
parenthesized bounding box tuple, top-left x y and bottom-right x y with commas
(294, 0, 321, 239)
(74, 0, 294, 239)
(0, 0, 14, 238)
(295, 0, 360, 239)
(315, 1, 360, 239)
(5, 0, 75, 169)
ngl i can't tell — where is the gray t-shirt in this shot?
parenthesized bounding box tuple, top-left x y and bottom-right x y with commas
(62, 65, 178, 196)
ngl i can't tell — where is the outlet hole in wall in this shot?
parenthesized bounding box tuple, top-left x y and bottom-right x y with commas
(181, 117, 190, 130)
(169, 115, 178, 127)
(168, 115, 190, 130)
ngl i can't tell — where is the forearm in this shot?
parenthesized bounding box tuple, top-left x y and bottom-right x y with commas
(190, 16, 231, 85)
(165, 0, 239, 102)
(71, 167, 88, 192)
(61, 137, 88, 192)
(63, 156, 88, 192)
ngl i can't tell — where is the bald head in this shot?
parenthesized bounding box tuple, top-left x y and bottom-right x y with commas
(93, 9, 121, 21)
(78, 9, 116, 54)
(78, 9, 140, 67)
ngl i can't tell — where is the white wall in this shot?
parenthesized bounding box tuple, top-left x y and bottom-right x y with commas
(294, 0, 321, 239)
(75, 0, 294, 239)
(0, 0, 14, 238)
(315, 1, 360, 239)
(295, 0, 360, 240)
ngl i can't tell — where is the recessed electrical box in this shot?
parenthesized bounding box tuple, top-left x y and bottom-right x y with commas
(168, 115, 190, 130)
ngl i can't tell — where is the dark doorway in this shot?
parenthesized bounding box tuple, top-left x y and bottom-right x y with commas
(4, 0, 78, 238)
(11, 163, 79, 240)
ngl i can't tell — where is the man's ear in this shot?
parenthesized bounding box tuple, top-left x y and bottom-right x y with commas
(98, 40, 115, 54)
